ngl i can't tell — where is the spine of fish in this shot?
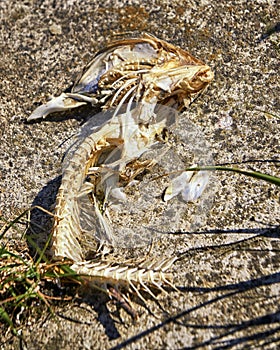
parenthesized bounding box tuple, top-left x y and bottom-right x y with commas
(71, 256, 178, 301)
(51, 120, 118, 261)
(52, 137, 93, 261)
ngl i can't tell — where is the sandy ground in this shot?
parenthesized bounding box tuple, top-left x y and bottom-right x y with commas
(0, 0, 280, 349)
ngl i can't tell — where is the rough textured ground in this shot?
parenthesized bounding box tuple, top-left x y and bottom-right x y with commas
(0, 0, 279, 349)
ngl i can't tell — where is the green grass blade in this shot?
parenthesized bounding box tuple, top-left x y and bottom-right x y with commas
(185, 165, 280, 186)
(0, 208, 31, 241)
(0, 306, 18, 335)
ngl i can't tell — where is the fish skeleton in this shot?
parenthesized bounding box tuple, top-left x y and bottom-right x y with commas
(29, 33, 213, 304)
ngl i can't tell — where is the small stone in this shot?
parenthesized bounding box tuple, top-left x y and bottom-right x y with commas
(49, 23, 62, 35)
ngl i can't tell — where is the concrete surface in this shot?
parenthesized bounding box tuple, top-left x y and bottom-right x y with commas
(0, 0, 279, 349)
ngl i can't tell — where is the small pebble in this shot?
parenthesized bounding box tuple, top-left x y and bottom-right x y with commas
(49, 23, 62, 35)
